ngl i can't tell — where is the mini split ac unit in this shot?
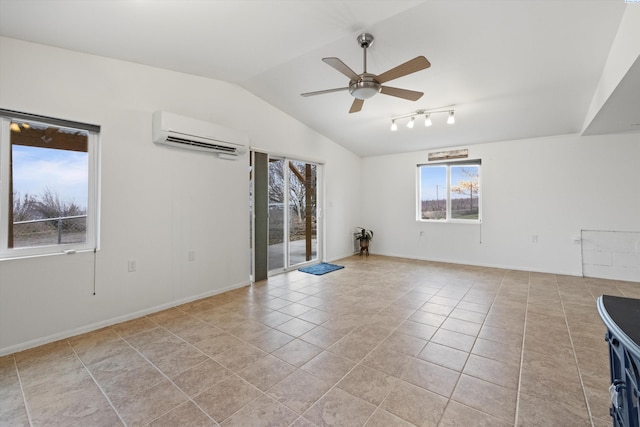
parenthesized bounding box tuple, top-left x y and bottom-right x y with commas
(152, 111, 248, 158)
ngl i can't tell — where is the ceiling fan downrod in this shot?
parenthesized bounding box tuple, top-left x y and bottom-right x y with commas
(357, 33, 374, 73)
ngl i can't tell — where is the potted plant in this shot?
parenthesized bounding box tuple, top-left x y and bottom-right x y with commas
(355, 227, 374, 256)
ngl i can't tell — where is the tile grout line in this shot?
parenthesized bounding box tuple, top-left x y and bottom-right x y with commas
(513, 271, 531, 427)
(143, 300, 331, 425)
(286, 274, 469, 425)
(356, 273, 502, 426)
(434, 281, 483, 427)
(357, 282, 443, 426)
(208, 270, 528, 422)
(555, 278, 596, 427)
(67, 340, 128, 426)
(297, 281, 428, 426)
(138, 313, 271, 426)
(435, 272, 513, 426)
(106, 315, 230, 425)
(12, 354, 35, 427)
(145, 285, 320, 425)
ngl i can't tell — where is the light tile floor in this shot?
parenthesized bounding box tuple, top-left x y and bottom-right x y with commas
(2, 255, 639, 426)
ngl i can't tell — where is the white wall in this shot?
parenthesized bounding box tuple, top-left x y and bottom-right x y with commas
(583, 5, 640, 133)
(361, 133, 640, 276)
(0, 37, 362, 355)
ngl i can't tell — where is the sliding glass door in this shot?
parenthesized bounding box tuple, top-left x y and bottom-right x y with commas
(252, 152, 320, 280)
(267, 157, 318, 274)
(268, 158, 286, 271)
(287, 160, 317, 267)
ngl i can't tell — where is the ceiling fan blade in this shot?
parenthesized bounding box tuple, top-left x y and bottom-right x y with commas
(349, 98, 364, 114)
(301, 87, 349, 97)
(376, 56, 431, 84)
(380, 86, 424, 101)
(323, 57, 360, 80)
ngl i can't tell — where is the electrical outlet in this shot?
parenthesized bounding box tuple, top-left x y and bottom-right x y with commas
(188, 251, 196, 262)
(128, 260, 137, 272)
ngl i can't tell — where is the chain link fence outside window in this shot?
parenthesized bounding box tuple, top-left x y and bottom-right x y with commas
(12, 215, 87, 247)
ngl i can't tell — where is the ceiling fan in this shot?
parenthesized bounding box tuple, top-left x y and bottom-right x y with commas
(301, 33, 431, 113)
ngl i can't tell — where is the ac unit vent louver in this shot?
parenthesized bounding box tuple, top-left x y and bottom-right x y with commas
(165, 136, 238, 153)
(152, 111, 248, 158)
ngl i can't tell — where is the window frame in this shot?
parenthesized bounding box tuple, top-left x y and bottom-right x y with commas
(0, 111, 100, 260)
(417, 159, 482, 223)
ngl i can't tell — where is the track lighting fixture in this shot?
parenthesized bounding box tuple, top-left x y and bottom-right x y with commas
(389, 106, 455, 131)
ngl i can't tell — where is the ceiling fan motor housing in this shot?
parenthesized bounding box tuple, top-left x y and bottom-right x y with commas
(349, 74, 381, 100)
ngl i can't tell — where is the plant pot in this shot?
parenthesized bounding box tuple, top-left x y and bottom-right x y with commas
(359, 239, 370, 256)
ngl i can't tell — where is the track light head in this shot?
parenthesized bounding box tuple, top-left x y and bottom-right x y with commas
(447, 111, 455, 124)
(390, 120, 398, 131)
(424, 114, 432, 127)
(407, 116, 415, 128)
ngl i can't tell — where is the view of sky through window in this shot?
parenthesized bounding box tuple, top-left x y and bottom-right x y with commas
(12, 144, 88, 209)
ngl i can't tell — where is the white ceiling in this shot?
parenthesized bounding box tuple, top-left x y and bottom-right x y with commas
(0, 0, 635, 157)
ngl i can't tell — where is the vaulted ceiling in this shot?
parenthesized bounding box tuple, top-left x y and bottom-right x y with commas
(0, 1, 636, 156)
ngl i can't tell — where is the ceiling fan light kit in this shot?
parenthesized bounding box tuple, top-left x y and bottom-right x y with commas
(349, 76, 381, 100)
(301, 33, 431, 113)
(390, 107, 455, 131)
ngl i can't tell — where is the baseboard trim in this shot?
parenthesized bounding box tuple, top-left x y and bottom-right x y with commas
(361, 251, 583, 277)
(0, 280, 251, 357)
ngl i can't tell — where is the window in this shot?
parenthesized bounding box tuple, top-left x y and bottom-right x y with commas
(418, 161, 480, 222)
(0, 110, 99, 259)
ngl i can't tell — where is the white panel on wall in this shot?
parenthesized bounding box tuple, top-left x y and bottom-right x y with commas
(581, 230, 640, 282)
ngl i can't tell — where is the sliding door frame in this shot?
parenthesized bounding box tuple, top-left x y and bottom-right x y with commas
(250, 149, 324, 280)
